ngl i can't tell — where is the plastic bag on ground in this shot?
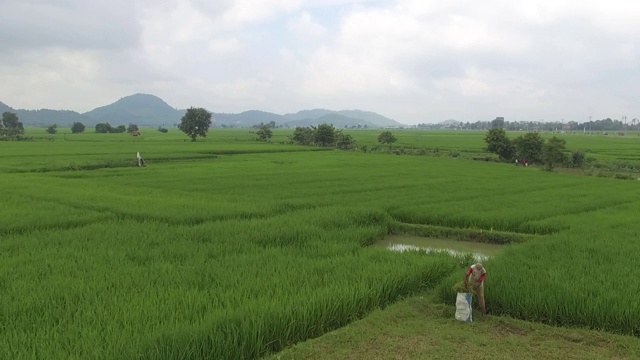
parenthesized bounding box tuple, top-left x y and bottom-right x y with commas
(455, 292, 473, 323)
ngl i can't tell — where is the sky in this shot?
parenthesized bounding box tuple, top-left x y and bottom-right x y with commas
(1, 0, 639, 125)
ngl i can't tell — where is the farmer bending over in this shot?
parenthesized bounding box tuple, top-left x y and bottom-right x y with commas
(464, 263, 487, 316)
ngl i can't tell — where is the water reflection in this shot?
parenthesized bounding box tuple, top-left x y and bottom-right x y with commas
(386, 243, 490, 262)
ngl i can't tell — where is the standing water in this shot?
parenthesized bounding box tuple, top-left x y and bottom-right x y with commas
(374, 235, 505, 261)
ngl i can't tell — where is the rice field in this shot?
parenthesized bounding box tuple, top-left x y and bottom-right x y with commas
(3, 128, 640, 358)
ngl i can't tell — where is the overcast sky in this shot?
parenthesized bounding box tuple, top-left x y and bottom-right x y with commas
(1, 0, 639, 125)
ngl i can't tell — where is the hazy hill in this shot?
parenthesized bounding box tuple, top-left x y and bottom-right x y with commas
(0, 101, 90, 127)
(283, 109, 335, 121)
(212, 110, 284, 127)
(336, 110, 403, 127)
(82, 93, 185, 127)
(0, 94, 406, 128)
(17, 109, 91, 127)
(284, 113, 378, 129)
(283, 109, 403, 128)
(0, 101, 12, 114)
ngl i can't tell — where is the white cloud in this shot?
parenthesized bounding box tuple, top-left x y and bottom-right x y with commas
(287, 12, 328, 39)
(207, 38, 242, 55)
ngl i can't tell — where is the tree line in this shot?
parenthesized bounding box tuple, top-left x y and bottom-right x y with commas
(289, 124, 356, 149)
(417, 117, 640, 132)
(0, 111, 147, 138)
(484, 128, 585, 170)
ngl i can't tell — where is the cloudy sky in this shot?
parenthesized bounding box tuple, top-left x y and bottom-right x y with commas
(1, 0, 639, 125)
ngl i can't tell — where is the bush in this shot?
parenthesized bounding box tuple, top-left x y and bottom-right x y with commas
(614, 173, 635, 180)
(569, 151, 587, 169)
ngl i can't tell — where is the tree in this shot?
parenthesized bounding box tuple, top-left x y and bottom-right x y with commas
(314, 123, 336, 147)
(336, 131, 356, 150)
(71, 122, 85, 134)
(256, 124, 273, 141)
(291, 126, 314, 145)
(46, 124, 58, 134)
(378, 131, 397, 149)
(0, 112, 25, 140)
(179, 107, 212, 141)
(157, 126, 168, 133)
(95, 123, 113, 133)
(113, 125, 126, 133)
(568, 151, 586, 168)
(484, 128, 515, 160)
(491, 117, 505, 129)
(542, 137, 568, 170)
(513, 132, 544, 164)
(127, 123, 139, 133)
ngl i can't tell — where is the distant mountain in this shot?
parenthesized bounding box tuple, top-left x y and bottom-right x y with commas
(211, 110, 284, 127)
(283, 109, 403, 128)
(439, 119, 461, 125)
(283, 109, 335, 121)
(336, 110, 403, 128)
(17, 109, 91, 127)
(284, 113, 378, 129)
(0, 94, 407, 128)
(83, 93, 185, 127)
(0, 101, 90, 126)
(0, 101, 12, 114)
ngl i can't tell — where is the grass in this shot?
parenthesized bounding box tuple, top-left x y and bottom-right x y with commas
(269, 294, 640, 360)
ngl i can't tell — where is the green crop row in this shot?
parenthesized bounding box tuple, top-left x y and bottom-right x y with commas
(0, 211, 458, 359)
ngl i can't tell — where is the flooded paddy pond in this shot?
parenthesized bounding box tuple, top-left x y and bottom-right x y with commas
(374, 235, 505, 261)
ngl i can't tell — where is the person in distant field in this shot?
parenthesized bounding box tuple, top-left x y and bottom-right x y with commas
(515, 159, 519, 166)
(137, 152, 145, 167)
(464, 263, 487, 316)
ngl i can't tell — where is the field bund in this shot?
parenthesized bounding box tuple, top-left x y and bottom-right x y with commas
(2, 129, 640, 359)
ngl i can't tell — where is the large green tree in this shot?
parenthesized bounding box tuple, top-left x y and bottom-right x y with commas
(46, 124, 58, 134)
(113, 125, 126, 133)
(179, 107, 212, 141)
(484, 128, 514, 160)
(127, 123, 139, 133)
(314, 123, 336, 147)
(378, 131, 397, 149)
(513, 132, 544, 164)
(71, 122, 85, 134)
(256, 124, 272, 141)
(336, 131, 356, 150)
(0, 112, 25, 140)
(542, 137, 568, 170)
(290, 127, 314, 145)
(95, 123, 113, 133)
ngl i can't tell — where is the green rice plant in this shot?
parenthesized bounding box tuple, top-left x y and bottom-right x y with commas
(4, 128, 640, 358)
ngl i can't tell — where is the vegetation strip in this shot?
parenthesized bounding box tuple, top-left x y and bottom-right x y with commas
(390, 222, 534, 244)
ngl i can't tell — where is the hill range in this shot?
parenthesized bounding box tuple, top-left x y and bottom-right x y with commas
(0, 94, 406, 129)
